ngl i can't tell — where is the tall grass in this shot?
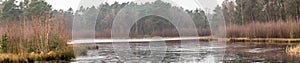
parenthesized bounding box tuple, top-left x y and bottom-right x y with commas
(0, 16, 74, 62)
(0, 16, 70, 54)
(227, 20, 300, 38)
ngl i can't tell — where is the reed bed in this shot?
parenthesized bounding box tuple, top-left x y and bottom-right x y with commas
(227, 20, 300, 38)
(0, 17, 74, 62)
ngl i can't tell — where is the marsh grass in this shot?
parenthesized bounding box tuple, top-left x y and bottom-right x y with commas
(0, 17, 74, 62)
(227, 20, 300, 38)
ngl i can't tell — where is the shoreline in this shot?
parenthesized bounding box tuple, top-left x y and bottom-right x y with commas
(0, 46, 74, 63)
(68, 37, 300, 44)
(228, 38, 300, 43)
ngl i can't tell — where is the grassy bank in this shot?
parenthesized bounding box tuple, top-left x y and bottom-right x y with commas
(0, 46, 74, 63)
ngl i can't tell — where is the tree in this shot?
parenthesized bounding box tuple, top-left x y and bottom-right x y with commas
(1, 0, 21, 21)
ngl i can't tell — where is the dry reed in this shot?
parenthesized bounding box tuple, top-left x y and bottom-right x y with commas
(227, 20, 300, 38)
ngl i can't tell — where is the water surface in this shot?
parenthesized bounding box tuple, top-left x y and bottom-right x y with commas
(72, 41, 300, 63)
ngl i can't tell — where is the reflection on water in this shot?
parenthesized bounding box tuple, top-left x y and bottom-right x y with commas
(72, 41, 300, 63)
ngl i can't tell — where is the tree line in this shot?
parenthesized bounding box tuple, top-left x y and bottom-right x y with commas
(73, 0, 210, 38)
(222, 0, 300, 24)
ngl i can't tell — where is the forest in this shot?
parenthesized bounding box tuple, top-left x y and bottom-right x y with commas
(72, 0, 300, 38)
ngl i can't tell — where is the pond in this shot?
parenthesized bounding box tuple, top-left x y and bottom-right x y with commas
(71, 41, 300, 63)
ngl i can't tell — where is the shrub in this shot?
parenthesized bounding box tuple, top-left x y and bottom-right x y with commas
(0, 34, 8, 53)
(27, 47, 34, 53)
(290, 30, 298, 38)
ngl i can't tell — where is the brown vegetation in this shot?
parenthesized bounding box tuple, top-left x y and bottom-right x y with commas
(151, 29, 211, 37)
(94, 20, 300, 39)
(1, 16, 70, 53)
(0, 46, 74, 63)
(287, 45, 300, 57)
(93, 28, 211, 38)
(0, 16, 74, 62)
(227, 20, 300, 38)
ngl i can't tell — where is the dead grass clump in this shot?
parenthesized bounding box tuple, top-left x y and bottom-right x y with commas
(287, 45, 300, 57)
(0, 53, 27, 63)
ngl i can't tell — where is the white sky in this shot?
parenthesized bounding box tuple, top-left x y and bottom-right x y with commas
(42, 0, 225, 11)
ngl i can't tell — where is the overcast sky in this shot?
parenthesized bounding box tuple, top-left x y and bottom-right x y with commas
(43, 0, 225, 11)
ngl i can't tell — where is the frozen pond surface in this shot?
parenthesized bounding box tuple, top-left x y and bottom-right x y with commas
(72, 41, 300, 63)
